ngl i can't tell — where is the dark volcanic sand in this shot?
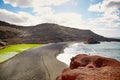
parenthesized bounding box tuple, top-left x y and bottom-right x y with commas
(0, 43, 68, 80)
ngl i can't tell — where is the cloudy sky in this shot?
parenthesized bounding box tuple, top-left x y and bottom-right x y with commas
(0, 0, 120, 37)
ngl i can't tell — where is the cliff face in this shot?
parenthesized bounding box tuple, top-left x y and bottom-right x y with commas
(0, 21, 120, 45)
(56, 54, 120, 80)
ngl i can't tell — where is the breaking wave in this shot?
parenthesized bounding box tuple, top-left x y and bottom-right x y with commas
(57, 42, 120, 65)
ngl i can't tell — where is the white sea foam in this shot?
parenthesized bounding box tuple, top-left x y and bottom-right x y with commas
(57, 43, 80, 65)
(57, 42, 120, 65)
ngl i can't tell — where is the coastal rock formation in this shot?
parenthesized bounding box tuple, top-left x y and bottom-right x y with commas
(56, 54, 120, 80)
(0, 40, 6, 46)
(0, 40, 7, 49)
(84, 38, 100, 44)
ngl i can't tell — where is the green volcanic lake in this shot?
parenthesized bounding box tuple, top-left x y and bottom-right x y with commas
(0, 44, 43, 63)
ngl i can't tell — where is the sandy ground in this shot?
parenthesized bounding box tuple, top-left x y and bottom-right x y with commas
(0, 42, 68, 80)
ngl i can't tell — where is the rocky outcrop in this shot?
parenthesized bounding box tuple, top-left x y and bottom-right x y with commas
(56, 54, 120, 80)
(0, 40, 7, 48)
(84, 38, 100, 44)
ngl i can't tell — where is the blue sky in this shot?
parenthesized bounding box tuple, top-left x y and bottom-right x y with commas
(0, 0, 120, 37)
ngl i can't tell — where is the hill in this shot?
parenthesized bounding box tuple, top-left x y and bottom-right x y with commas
(0, 20, 120, 45)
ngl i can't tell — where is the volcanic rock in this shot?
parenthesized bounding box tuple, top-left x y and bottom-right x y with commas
(0, 40, 7, 48)
(0, 20, 120, 45)
(56, 54, 120, 80)
(84, 38, 100, 44)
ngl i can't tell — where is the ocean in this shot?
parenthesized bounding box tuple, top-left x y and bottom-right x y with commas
(57, 42, 120, 65)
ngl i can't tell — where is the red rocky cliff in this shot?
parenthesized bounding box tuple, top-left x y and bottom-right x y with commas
(56, 54, 120, 80)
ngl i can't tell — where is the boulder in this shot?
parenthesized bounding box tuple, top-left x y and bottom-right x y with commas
(56, 54, 120, 80)
(84, 38, 100, 44)
(0, 40, 6, 46)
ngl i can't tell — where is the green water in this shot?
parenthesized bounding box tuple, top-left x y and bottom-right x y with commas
(0, 44, 43, 63)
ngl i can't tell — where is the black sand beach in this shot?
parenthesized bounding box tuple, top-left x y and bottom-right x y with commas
(0, 43, 68, 80)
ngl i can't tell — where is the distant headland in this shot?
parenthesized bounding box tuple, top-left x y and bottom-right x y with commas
(0, 20, 120, 47)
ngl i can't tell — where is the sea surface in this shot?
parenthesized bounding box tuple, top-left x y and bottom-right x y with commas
(57, 42, 120, 65)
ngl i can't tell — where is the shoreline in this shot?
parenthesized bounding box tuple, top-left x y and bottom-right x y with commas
(56, 43, 80, 66)
(56, 42, 120, 66)
(0, 42, 68, 80)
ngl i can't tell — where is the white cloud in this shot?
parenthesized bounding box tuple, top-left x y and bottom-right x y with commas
(0, 9, 25, 23)
(91, 26, 120, 37)
(3, 0, 71, 19)
(89, 0, 120, 12)
(33, 7, 54, 16)
(0, 9, 39, 26)
(32, 0, 70, 7)
(88, 0, 120, 27)
(4, 0, 70, 8)
(0, 9, 86, 29)
(87, 12, 120, 37)
(4, 0, 31, 8)
(45, 13, 88, 29)
(87, 0, 120, 37)
(70, 0, 78, 6)
(106, 0, 120, 8)
(88, 2, 104, 12)
(17, 12, 41, 26)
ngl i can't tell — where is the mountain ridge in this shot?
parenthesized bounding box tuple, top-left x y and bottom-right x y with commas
(0, 20, 120, 45)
